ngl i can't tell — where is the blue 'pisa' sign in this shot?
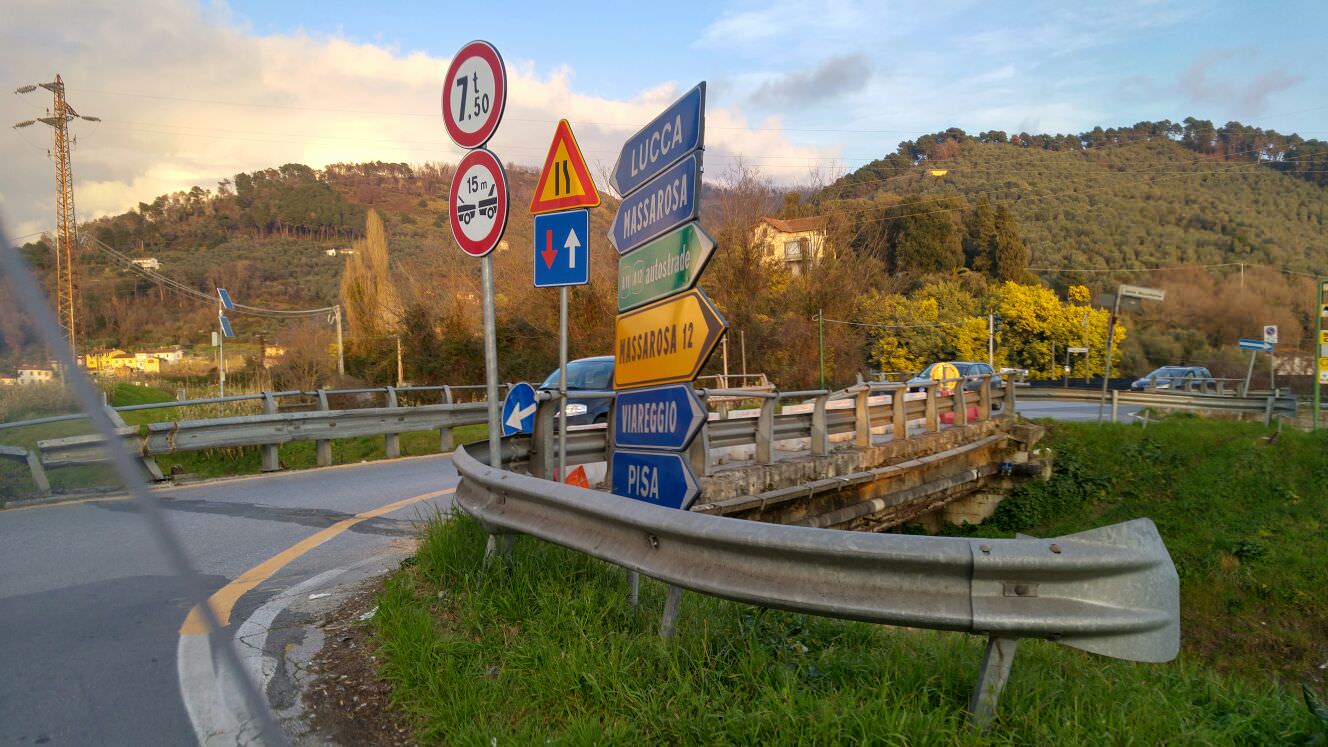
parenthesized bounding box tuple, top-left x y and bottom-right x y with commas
(611, 449, 700, 510)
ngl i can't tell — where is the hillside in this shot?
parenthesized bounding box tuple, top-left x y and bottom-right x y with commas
(3, 116, 1325, 390)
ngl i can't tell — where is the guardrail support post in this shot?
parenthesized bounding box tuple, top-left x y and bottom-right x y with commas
(439, 386, 455, 452)
(104, 405, 165, 481)
(811, 394, 830, 456)
(1004, 379, 1017, 415)
(854, 387, 871, 448)
(979, 377, 992, 420)
(890, 385, 907, 441)
(955, 382, 969, 426)
(1264, 396, 1274, 426)
(384, 387, 401, 459)
(659, 585, 684, 639)
(530, 394, 557, 480)
(1110, 390, 1120, 423)
(756, 395, 776, 464)
(968, 636, 1019, 731)
(924, 384, 939, 433)
(260, 392, 281, 472)
(315, 390, 333, 467)
(26, 450, 51, 495)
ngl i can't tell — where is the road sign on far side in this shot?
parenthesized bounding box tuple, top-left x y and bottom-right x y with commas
(1119, 284, 1165, 302)
(533, 209, 589, 287)
(501, 382, 537, 436)
(448, 149, 509, 257)
(1067, 346, 1089, 353)
(530, 119, 600, 215)
(614, 288, 727, 390)
(1237, 338, 1274, 352)
(441, 40, 507, 149)
(613, 384, 706, 451)
(1263, 325, 1278, 344)
(611, 449, 700, 510)
(617, 222, 716, 312)
(216, 288, 234, 311)
(610, 83, 705, 198)
(609, 153, 701, 255)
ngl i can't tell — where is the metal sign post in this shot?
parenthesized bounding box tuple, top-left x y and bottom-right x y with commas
(1317, 280, 1328, 431)
(443, 39, 508, 471)
(531, 119, 597, 481)
(1098, 284, 1163, 423)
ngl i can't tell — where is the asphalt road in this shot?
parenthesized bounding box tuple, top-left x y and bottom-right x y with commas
(1014, 397, 1143, 422)
(0, 454, 460, 746)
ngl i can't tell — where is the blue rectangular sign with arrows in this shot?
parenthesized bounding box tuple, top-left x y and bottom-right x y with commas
(611, 449, 700, 510)
(609, 153, 700, 255)
(533, 209, 589, 287)
(609, 83, 705, 198)
(613, 384, 706, 451)
(1237, 338, 1274, 351)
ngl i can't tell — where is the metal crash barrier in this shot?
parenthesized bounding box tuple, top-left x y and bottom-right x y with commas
(453, 440, 1179, 727)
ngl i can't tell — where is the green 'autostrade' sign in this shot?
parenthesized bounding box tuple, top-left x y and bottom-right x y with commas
(617, 222, 716, 312)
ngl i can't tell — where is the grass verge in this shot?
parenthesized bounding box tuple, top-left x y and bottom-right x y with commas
(371, 514, 1320, 744)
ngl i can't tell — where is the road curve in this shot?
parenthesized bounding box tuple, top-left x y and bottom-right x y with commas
(0, 453, 460, 746)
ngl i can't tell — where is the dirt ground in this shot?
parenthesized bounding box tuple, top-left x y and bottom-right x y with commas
(303, 580, 417, 747)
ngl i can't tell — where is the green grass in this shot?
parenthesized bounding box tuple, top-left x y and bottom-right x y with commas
(372, 515, 1319, 744)
(960, 418, 1327, 688)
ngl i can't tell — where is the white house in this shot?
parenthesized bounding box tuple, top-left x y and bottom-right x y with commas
(753, 216, 827, 275)
(131, 257, 161, 270)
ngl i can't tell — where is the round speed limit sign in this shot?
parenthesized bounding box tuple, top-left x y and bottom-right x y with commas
(442, 40, 507, 149)
(448, 149, 509, 257)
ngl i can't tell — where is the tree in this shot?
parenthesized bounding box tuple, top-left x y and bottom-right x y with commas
(887, 195, 964, 274)
(339, 209, 400, 342)
(964, 195, 996, 272)
(992, 203, 1029, 281)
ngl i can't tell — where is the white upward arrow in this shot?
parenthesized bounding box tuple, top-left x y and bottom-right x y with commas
(506, 402, 537, 430)
(564, 229, 581, 269)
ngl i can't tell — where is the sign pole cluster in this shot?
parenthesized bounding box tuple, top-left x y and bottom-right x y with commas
(1317, 279, 1328, 431)
(442, 40, 509, 469)
(608, 83, 724, 512)
(216, 288, 235, 396)
(530, 119, 600, 479)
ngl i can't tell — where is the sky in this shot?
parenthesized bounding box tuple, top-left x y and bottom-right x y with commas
(2, 0, 1325, 241)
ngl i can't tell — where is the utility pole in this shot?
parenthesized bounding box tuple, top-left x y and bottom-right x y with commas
(14, 75, 100, 362)
(988, 313, 995, 367)
(1097, 292, 1121, 424)
(332, 305, 345, 377)
(395, 335, 404, 387)
(817, 309, 825, 390)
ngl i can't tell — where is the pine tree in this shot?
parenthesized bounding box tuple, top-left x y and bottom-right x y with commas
(992, 203, 1028, 281)
(964, 195, 996, 272)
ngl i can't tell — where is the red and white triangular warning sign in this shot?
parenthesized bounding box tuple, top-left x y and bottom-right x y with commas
(530, 119, 600, 215)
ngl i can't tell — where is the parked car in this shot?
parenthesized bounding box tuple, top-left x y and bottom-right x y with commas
(906, 361, 1003, 394)
(540, 355, 614, 425)
(1130, 366, 1215, 391)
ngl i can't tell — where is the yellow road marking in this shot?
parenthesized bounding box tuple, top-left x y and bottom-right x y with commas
(179, 487, 455, 636)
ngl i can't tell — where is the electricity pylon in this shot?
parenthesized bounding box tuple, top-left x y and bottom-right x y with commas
(14, 75, 100, 359)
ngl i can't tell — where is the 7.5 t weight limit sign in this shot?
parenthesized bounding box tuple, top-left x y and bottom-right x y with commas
(442, 40, 507, 149)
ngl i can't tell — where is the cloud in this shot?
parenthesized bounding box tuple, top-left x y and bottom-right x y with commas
(1178, 49, 1303, 117)
(748, 54, 873, 107)
(0, 0, 836, 236)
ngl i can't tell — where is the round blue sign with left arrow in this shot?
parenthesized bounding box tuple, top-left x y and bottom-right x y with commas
(502, 382, 538, 436)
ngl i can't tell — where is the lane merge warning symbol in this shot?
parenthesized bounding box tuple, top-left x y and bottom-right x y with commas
(530, 119, 600, 214)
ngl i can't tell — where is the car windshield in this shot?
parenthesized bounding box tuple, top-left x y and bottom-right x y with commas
(541, 359, 613, 390)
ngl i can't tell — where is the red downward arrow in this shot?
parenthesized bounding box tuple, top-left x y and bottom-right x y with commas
(541, 228, 558, 269)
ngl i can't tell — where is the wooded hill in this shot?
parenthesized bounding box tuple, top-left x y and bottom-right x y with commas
(2, 116, 1324, 390)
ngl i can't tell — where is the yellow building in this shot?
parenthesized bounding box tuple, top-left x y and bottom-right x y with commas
(753, 216, 827, 275)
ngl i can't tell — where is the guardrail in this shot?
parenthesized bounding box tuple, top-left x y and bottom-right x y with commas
(1018, 387, 1297, 424)
(453, 439, 1179, 727)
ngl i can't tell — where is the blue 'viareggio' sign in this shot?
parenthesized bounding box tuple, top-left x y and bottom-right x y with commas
(609, 153, 700, 255)
(612, 384, 706, 451)
(609, 83, 705, 198)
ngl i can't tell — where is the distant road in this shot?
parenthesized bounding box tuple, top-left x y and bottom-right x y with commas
(0, 454, 459, 746)
(1014, 396, 1143, 422)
